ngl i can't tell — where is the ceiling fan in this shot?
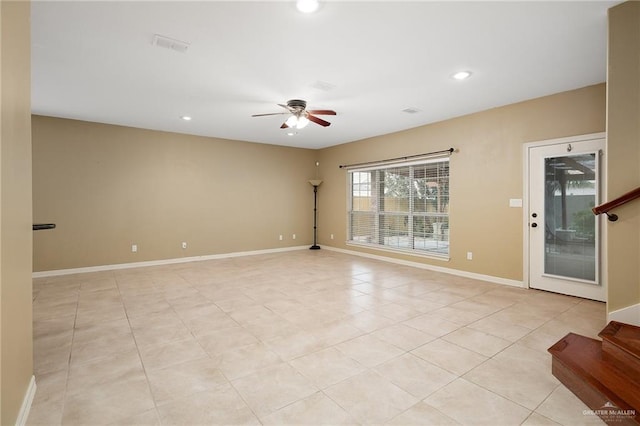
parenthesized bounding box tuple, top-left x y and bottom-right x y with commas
(252, 99, 336, 129)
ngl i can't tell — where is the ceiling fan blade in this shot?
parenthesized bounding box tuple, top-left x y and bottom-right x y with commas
(252, 112, 288, 117)
(278, 103, 294, 112)
(307, 114, 331, 127)
(307, 109, 336, 116)
(280, 122, 290, 129)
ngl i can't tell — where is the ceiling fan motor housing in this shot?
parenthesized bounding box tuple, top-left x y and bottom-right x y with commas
(287, 99, 307, 110)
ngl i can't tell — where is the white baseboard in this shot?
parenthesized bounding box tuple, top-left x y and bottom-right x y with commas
(608, 303, 640, 326)
(16, 375, 36, 426)
(32, 243, 525, 289)
(33, 246, 309, 278)
(323, 246, 524, 288)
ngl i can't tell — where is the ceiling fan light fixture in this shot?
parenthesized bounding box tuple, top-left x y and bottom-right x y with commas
(296, 116, 310, 129)
(286, 115, 299, 127)
(296, 0, 319, 14)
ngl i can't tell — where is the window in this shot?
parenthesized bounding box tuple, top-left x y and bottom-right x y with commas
(347, 157, 449, 257)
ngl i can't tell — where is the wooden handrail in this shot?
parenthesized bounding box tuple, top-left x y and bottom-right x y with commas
(593, 186, 640, 221)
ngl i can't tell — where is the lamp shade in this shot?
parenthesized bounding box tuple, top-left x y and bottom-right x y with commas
(308, 180, 323, 186)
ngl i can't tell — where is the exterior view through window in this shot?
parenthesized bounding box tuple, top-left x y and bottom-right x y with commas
(348, 157, 449, 257)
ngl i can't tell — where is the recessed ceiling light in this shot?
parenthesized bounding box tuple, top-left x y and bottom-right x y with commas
(180, 115, 192, 121)
(287, 132, 297, 136)
(297, 0, 319, 14)
(452, 71, 472, 81)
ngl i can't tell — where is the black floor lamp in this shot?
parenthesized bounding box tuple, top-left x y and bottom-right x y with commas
(308, 179, 322, 250)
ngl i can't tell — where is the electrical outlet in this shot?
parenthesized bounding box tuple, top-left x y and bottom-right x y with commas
(466, 251, 473, 260)
(131, 244, 138, 253)
(181, 242, 187, 249)
(292, 234, 296, 240)
(279, 235, 283, 241)
(330, 234, 334, 240)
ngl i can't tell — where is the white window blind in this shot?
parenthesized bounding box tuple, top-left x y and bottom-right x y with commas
(348, 157, 449, 257)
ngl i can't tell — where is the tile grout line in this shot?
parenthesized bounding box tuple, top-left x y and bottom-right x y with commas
(115, 272, 163, 423)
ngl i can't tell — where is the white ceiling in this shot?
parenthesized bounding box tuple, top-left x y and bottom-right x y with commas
(31, 1, 618, 150)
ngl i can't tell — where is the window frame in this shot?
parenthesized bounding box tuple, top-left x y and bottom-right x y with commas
(346, 157, 450, 260)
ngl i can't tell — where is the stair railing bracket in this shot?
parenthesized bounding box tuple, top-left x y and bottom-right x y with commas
(605, 212, 619, 222)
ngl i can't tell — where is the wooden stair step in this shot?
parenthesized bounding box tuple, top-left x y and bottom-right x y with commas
(548, 332, 640, 425)
(600, 321, 640, 376)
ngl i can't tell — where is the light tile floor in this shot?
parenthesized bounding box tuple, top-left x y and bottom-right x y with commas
(28, 250, 607, 425)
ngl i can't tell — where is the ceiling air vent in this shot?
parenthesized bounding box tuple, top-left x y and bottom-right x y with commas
(152, 34, 190, 53)
(402, 107, 421, 114)
(310, 80, 336, 92)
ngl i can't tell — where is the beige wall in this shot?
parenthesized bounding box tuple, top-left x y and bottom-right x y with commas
(1, 1, 33, 424)
(32, 116, 317, 271)
(607, 1, 640, 312)
(318, 84, 606, 281)
(33, 85, 606, 281)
